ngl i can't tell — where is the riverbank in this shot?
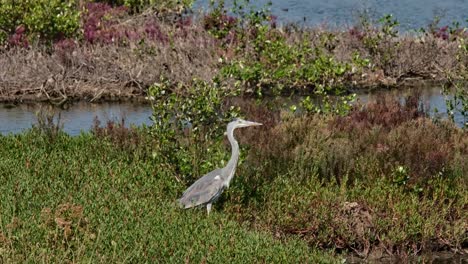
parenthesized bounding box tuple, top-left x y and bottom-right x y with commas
(1, 2, 467, 103)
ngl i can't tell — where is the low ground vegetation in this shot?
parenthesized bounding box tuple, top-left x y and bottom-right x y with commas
(0, 127, 334, 262)
(0, 95, 466, 262)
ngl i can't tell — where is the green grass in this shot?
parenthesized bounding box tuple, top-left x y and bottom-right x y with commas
(0, 131, 338, 263)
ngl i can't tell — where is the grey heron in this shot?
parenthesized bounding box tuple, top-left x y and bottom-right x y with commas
(178, 118, 262, 214)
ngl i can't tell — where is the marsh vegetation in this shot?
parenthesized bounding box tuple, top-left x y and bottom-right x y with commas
(0, 0, 467, 262)
(1, 91, 466, 262)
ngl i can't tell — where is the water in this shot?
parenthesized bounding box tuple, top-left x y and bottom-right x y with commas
(0, 86, 464, 136)
(0, 102, 153, 136)
(193, 0, 468, 30)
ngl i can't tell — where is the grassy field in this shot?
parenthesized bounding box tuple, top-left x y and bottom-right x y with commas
(0, 130, 338, 263)
(0, 96, 466, 262)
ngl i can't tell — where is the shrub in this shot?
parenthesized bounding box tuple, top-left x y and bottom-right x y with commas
(33, 106, 64, 143)
(147, 78, 239, 183)
(426, 18, 468, 42)
(241, 93, 466, 189)
(356, 14, 400, 76)
(214, 5, 355, 98)
(203, 0, 238, 40)
(91, 117, 147, 151)
(442, 30, 468, 128)
(82, 2, 171, 45)
(83, 2, 130, 44)
(203, 1, 360, 116)
(329, 94, 464, 186)
(0, 0, 81, 45)
(332, 93, 426, 132)
(224, 96, 467, 256)
(381, 119, 458, 184)
(94, 0, 194, 14)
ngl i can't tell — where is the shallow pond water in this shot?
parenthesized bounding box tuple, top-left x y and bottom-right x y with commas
(0, 86, 465, 136)
(194, 0, 468, 30)
(0, 102, 153, 136)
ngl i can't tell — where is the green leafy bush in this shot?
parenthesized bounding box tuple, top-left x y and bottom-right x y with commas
(203, 0, 238, 40)
(203, 1, 359, 115)
(358, 14, 401, 75)
(442, 33, 468, 128)
(0, 0, 27, 42)
(0, 0, 80, 45)
(219, 28, 356, 114)
(147, 78, 239, 183)
(221, 35, 351, 93)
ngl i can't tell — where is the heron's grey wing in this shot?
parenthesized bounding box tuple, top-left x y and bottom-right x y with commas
(179, 168, 224, 208)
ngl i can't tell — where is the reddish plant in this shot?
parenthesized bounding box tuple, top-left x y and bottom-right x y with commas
(144, 20, 168, 43)
(203, 12, 238, 36)
(7, 25, 29, 48)
(431, 25, 468, 41)
(83, 3, 129, 44)
(92, 117, 144, 150)
(332, 93, 426, 132)
(176, 17, 192, 29)
(269, 15, 278, 29)
(82, 3, 172, 45)
(54, 38, 77, 65)
(348, 26, 366, 40)
(54, 38, 76, 51)
(433, 25, 449, 40)
(381, 119, 456, 183)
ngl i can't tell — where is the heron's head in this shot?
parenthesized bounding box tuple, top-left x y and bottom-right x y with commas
(229, 118, 262, 129)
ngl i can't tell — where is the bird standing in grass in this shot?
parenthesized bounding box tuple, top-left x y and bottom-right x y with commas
(178, 119, 262, 214)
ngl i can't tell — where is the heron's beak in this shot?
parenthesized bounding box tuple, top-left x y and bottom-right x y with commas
(245, 120, 262, 127)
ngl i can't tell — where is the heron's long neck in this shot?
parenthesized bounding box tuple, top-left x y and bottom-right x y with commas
(225, 127, 239, 185)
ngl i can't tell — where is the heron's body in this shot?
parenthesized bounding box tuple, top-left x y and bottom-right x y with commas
(178, 119, 261, 214)
(179, 168, 225, 209)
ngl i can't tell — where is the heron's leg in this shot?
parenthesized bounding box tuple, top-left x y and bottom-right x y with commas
(207, 203, 212, 215)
